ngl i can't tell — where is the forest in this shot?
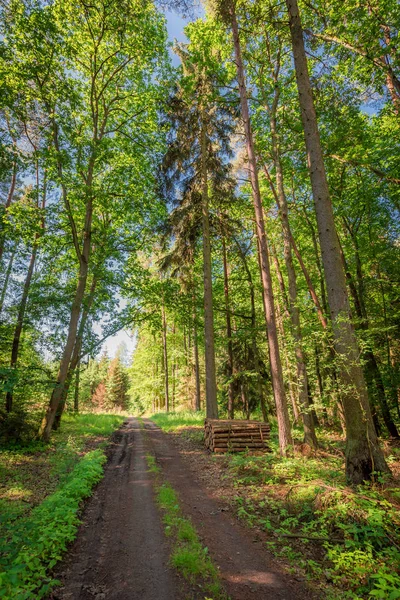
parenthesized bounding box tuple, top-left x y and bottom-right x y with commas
(0, 0, 399, 599)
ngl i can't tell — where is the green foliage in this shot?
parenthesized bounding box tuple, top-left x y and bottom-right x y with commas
(0, 412, 123, 598)
(0, 449, 106, 599)
(225, 439, 400, 599)
(105, 357, 130, 411)
(156, 480, 225, 597)
(0, 406, 40, 446)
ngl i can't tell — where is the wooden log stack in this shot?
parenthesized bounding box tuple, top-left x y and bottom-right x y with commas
(204, 419, 271, 453)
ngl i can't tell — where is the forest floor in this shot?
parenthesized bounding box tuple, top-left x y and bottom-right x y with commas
(149, 412, 400, 600)
(2, 413, 399, 599)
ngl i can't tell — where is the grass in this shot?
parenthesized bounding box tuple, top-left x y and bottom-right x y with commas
(145, 450, 226, 599)
(150, 410, 206, 432)
(0, 412, 125, 599)
(0, 412, 125, 509)
(150, 410, 206, 446)
(150, 411, 400, 599)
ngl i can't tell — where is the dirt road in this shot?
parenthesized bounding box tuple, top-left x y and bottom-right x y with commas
(53, 418, 316, 600)
(52, 418, 184, 600)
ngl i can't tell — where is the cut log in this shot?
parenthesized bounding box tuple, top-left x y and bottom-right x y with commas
(205, 418, 271, 454)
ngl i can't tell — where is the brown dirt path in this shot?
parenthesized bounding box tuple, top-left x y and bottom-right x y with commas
(51, 418, 185, 600)
(144, 418, 319, 600)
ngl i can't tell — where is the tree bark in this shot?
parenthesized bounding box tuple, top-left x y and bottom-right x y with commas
(192, 291, 201, 411)
(231, 8, 292, 453)
(53, 276, 97, 429)
(339, 233, 399, 438)
(5, 244, 38, 412)
(235, 237, 269, 422)
(288, 229, 328, 329)
(39, 106, 96, 441)
(6, 164, 44, 412)
(271, 248, 301, 423)
(222, 233, 234, 419)
(286, 0, 390, 481)
(74, 359, 80, 412)
(0, 244, 16, 312)
(161, 293, 170, 412)
(39, 201, 92, 440)
(265, 128, 317, 447)
(200, 117, 218, 419)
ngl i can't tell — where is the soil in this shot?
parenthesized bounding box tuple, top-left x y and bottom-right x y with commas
(52, 417, 318, 600)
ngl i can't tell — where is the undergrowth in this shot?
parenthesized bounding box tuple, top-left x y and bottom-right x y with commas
(146, 452, 226, 599)
(0, 412, 124, 599)
(227, 440, 400, 599)
(0, 449, 106, 599)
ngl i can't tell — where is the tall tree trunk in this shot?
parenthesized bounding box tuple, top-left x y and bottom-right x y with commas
(301, 207, 329, 316)
(236, 239, 269, 422)
(5, 244, 38, 412)
(6, 164, 44, 412)
(288, 228, 328, 328)
(339, 234, 399, 438)
(53, 277, 97, 429)
(200, 118, 218, 419)
(272, 250, 301, 423)
(74, 360, 80, 412)
(161, 294, 170, 412)
(241, 380, 250, 420)
(39, 205, 92, 441)
(192, 291, 201, 411)
(286, 0, 390, 481)
(0, 244, 16, 312)
(171, 321, 176, 411)
(314, 343, 329, 422)
(265, 147, 317, 447)
(172, 361, 176, 411)
(231, 8, 292, 453)
(222, 233, 234, 419)
(294, 210, 343, 426)
(39, 111, 96, 441)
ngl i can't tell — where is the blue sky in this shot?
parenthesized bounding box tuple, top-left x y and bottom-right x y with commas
(165, 9, 189, 57)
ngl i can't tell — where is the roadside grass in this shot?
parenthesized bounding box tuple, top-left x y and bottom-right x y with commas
(150, 410, 206, 446)
(145, 451, 226, 599)
(0, 412, 125, 599)
(151, 411, 400, 599)
(150, 410, 206, 432)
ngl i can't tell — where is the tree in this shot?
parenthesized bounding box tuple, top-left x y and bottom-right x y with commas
(285, 0, 390, 482)
(106, 357, 129, 410)
(161, 37, 236, 419)
(37, 0, 168, 440)
(209, 0, 293, 453)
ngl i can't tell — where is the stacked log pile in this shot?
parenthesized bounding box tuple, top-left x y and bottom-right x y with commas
(204, 419, 271, 453)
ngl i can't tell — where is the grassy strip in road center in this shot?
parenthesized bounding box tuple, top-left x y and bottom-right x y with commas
(146, 452, 227, 600)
